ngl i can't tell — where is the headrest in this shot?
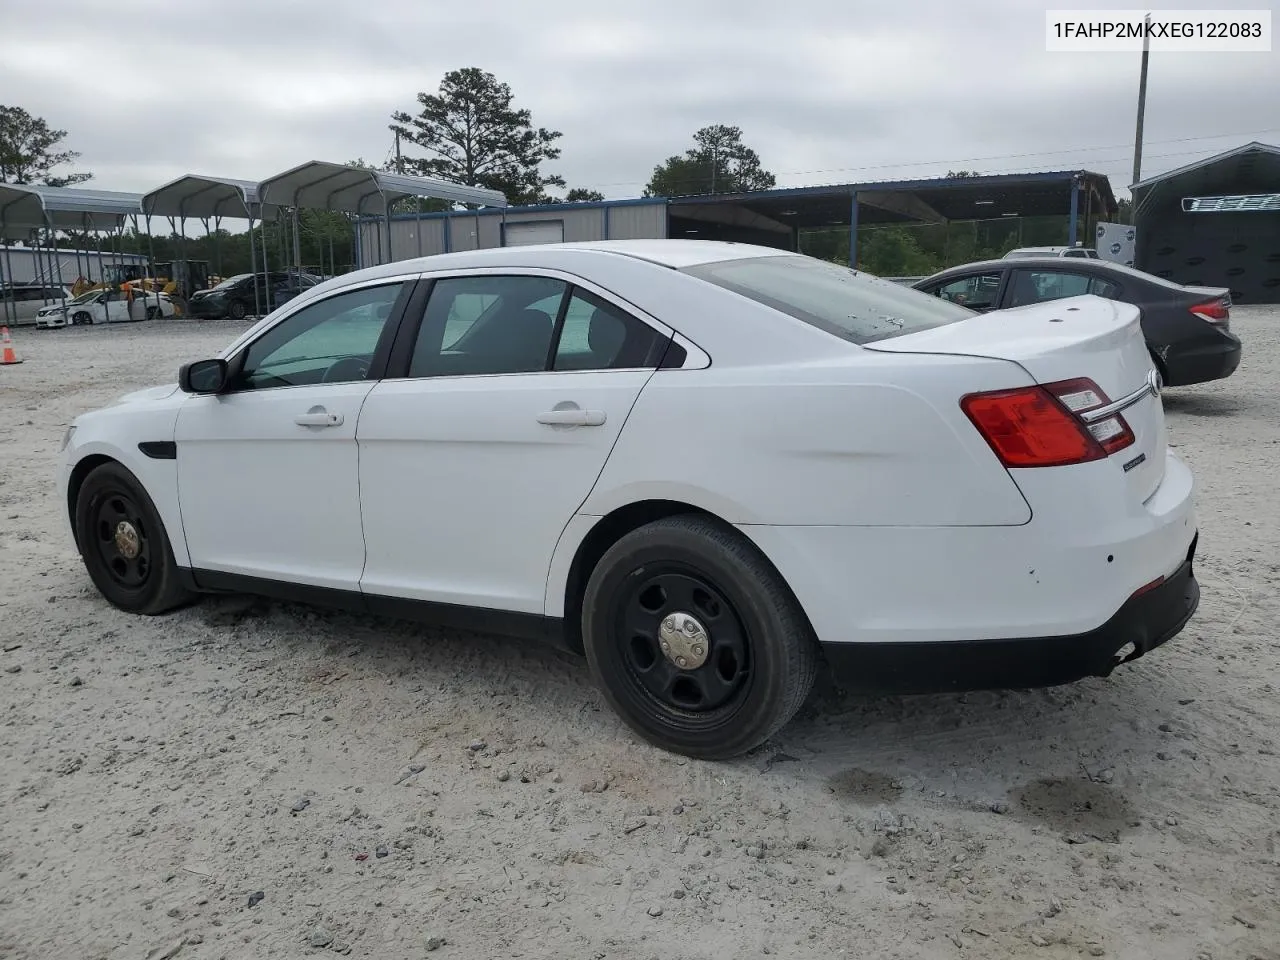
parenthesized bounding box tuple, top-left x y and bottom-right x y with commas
(587, 308, 627, 363)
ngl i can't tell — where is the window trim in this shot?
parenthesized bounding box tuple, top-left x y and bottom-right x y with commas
(217, 276, 419, 396)
(385, 266, 677, 382)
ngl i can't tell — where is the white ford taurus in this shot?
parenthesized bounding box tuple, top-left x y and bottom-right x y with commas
(57, 240, 1200, 758)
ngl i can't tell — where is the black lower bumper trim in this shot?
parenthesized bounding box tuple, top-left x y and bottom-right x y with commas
(822, 538, 1200, 696)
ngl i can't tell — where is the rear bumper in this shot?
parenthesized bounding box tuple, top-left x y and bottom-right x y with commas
(821, 533, 1199, 694)
(1162, 331, 1241, 386)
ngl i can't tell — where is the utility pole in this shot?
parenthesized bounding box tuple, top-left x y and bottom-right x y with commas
(1131, 11, 1152, 189)
(710, 143, 718, 195)
(394, 129, 403, 175)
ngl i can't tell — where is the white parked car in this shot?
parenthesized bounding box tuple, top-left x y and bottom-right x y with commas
(57, 240, 1200, 759)
(36, 289, 175, 328)
(1, 283, 74, 326)
(1005, 245, 1099, 260)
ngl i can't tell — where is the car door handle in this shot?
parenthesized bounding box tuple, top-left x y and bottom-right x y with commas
(537, 408, 606, 427)
(294, 410, 343, 427)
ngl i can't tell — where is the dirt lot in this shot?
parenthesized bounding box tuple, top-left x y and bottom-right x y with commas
(1, 309, 1278, 960)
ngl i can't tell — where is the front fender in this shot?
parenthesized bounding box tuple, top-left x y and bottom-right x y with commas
(61, 412, 187, 568)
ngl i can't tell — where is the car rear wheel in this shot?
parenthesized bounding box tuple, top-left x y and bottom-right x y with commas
(582, 515, 818, 760)
(74, 462, 194, 615)
(228, 300, 247, 320)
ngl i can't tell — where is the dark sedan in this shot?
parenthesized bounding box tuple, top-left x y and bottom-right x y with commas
(187, 271, 321, 320)
(912, 258, 1242, 386)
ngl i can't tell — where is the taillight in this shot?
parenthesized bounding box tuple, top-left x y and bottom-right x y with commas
(961, 377, 1135, 468)
(1190, 299, 1230, 325)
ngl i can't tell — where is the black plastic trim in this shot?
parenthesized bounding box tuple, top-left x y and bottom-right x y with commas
(383, 277, 435, 379)
(822, 535, 1200, 696)
(185, 568, 571, 651)
(137, 441, 177, 460)
(657, 338, 688, 369)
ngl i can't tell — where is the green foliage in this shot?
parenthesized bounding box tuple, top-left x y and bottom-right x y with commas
(645, 125, 776, 197)
(390, 67, 565, 206)
(562, 187, 605, 202)
(799, 214, 1079, 277)
(0, 105, 91, 186)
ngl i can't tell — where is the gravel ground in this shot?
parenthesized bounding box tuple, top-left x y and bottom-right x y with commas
(1, 310, 1278, 960)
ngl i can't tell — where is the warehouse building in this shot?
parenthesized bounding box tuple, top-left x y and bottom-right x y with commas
(1131, 141, 1280, 304)
(355, 170, 1115, 270)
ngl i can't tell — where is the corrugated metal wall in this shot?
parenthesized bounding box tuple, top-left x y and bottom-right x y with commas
(355, 200, 668, 266)
(604, 202, 667, 241)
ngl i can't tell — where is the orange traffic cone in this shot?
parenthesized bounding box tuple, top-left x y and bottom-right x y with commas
(0, 327, 21, 366)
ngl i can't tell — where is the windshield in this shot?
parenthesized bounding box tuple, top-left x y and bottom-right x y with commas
(682, 254, 974, 344)
(68, 290, 102, 305)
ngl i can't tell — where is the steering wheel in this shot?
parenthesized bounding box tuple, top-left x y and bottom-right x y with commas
(320, 356, 370, 383)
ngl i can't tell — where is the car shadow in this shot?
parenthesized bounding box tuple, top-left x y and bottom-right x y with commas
(1162, 392, 1242, 417)
(186, 590, 1192, 835)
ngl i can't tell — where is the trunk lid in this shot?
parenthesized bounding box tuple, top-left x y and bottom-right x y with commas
(866, 294, 1166, 502)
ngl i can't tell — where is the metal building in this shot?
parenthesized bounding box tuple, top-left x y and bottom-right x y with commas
(354, 198, 666, 266)
(1131, 141, 1280, 304)
(354, 171, 1113, 269)
(0, 244, 147, 284)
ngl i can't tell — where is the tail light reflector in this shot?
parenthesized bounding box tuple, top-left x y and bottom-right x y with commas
(961, 377, 1135, 468)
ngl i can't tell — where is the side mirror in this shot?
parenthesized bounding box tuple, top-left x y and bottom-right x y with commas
(179, 358, 229, 394)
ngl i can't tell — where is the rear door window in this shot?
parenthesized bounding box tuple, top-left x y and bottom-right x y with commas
(1005, 269, 1118, 308)
(682, 255, 973, 345)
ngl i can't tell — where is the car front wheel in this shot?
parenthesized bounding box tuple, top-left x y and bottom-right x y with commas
(74, 462, 194, 615)
(582, 515, 818, 760)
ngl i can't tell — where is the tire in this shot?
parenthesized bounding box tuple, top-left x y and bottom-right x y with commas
(145, 306, 161, 321)
(581, 515, 818, 760)
(228, 300, 247, 320)
(72, 311, 92, 326)
(74, 462, 194, 615)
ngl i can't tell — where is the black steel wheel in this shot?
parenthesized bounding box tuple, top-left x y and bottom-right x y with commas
(582, 514, 818, 760)
(74, 462, 194, 615)
(228, 300, 247, 320)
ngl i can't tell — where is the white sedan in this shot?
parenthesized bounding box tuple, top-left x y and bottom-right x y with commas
(57, 240, 1200, 759)
(36, 289, 176, 327)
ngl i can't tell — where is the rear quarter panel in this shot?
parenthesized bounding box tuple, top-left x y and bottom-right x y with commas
(580, 352, 1036, 527)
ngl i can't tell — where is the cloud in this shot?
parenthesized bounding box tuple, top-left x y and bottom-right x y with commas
(1, 0, 1275, 201)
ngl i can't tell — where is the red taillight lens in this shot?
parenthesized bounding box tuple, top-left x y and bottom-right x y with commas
(1190, 300, 1229, 324)
(961, 377, 1135, 468)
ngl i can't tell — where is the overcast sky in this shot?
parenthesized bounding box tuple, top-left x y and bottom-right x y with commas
(2, 0, 1276, 203)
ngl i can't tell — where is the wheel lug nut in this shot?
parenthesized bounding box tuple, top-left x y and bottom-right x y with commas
(692, 646, 704, 656)
(676, 657, 687, 667)
(661, 641, 669, 650)
(663, 617, 675, 629)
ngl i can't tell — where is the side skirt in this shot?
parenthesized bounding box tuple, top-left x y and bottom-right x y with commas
(184, 568, 572, 652)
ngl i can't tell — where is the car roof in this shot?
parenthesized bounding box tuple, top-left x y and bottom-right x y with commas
(349, 239, 799, 281)
(924, 256, 1115, 275)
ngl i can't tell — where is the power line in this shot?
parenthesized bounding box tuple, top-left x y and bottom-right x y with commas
(576, 125, 1280, 193)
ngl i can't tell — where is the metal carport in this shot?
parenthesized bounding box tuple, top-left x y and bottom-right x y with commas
(141, 175, 280, 318)
(256, 161, 509, 269)
(666, 170, 1116, 267)
(0, 184, 142, 326)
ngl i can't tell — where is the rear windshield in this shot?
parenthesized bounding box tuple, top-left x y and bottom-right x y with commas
(682, 254, 973, 344)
